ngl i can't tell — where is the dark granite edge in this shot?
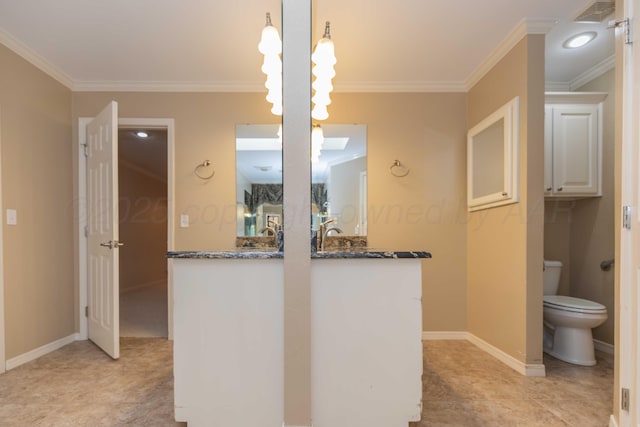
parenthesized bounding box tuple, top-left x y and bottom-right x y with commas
(167, 251, 284, 259)
(168, 250, 431, 260)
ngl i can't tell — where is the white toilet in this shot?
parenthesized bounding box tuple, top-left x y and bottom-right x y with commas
(543, 260, 607, 366)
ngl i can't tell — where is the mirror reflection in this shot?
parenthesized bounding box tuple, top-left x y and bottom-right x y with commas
(235, 124, 367, 237)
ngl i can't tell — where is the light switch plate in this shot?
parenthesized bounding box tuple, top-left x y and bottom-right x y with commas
(180, 214, 189, 228)
(6, 209, 17, 225)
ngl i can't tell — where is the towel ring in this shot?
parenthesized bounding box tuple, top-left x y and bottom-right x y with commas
(389, 160, 410, 177)
(195, 160, 215, 180)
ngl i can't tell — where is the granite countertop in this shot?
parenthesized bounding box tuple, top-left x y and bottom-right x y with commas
(167, 249, 431, 260)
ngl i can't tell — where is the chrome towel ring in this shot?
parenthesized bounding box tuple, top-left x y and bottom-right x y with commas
(390, 160, 409, 177)
(195, 160, 215, 180)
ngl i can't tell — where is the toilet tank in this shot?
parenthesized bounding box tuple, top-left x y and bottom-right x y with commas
(543, 260, 562, 295)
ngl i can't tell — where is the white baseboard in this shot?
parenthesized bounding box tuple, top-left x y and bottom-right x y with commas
(609, 414, 618, 427)
(594, 339, 615, 355)
(6, 333, 79, 371)
(422, 331, 468, 340)
(466, 333, 546, 377)
(422, 331, 546, 376)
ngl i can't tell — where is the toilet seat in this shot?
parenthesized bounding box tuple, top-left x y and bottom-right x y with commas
(543, 295, 607, 314)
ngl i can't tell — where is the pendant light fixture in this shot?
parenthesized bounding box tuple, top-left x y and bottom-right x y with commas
(259, 14, 336, 121)
(258, 12, 283, 116)
(311, 22, 336, 121)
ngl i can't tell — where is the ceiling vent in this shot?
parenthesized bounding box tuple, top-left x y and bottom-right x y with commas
(574, 1, 615, 22)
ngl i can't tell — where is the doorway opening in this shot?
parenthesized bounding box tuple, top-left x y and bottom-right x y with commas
(118, 127, 168, 338)
(78, 115, 175, 352)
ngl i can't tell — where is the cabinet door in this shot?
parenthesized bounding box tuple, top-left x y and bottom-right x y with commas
(544, 106, 553, 195)
(552, 105, 600, 195)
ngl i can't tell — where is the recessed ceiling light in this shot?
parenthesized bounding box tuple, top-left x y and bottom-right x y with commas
(563, 31, 597, 49)
(135, 131, 149, 138)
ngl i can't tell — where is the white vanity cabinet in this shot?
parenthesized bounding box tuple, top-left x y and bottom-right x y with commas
(544, 92, 607, 198)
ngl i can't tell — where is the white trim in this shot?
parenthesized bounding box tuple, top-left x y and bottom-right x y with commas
(72, 81, 265, 93)
(5, 333, 79, 371)
(546, 55, 616, 94)
(73, 80, 469, 94)
(422, 331, 468, 340)
(78, 117, 91, 340)
(333, 81, 467, 93)
(570, 55, 616, 91)
(608, 414, 618, 427)
(0, 29, 74, 89)
(545, 82, 572, 92)
(593, 339, 615, 355)
(467, 333, 547, 377)
(465, 18, 557, 91)
(0, 106, 5, 374)
(545, 91, 609, 104)
(78, 117, 175, 342)
(422, 331, 546, 376)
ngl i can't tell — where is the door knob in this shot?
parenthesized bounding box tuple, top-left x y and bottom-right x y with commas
(100, 240, 124, 249)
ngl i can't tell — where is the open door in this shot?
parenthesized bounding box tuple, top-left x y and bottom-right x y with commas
(86, 101, 120, 359)
(619, 0, 639, 423)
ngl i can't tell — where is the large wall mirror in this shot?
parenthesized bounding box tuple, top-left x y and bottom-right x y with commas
(467, 97, 519, 211)
(236, 124, 367, 236)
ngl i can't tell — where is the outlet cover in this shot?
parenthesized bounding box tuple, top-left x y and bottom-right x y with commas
(6, 209, 17, 225)
(180, 214, 189, 228)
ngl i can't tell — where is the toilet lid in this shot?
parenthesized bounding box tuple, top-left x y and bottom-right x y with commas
(544, 295, 607, 313)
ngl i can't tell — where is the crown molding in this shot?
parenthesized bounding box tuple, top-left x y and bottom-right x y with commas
(465, 18, 558, 91)
(72, 80, 468, 93)
(545, 91, 608, 104)
(570, 54, 615, 90)
(0, 28, 74, 89)
(545, 81, 571, 91)
(72, 80, 265, 93)
(333, 81, 467, 93)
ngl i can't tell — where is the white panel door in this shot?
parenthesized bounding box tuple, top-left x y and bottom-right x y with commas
(86, 101, 120, 359)
(620, 0, 639, 424)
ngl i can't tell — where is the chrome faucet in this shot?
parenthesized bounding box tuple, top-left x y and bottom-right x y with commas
(260, 226, 277, 236)
(318, 218, 342, 251)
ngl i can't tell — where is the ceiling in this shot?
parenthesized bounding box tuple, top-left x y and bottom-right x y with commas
(0, 0, 615, 92)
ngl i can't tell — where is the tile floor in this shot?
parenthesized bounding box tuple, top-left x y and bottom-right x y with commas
(0, 338, 613, 426)
(0, 338, 183, 426)
(411, 340, 614, 427)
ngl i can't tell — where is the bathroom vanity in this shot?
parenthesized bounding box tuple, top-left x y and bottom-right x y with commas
(168, 249, 430, 426)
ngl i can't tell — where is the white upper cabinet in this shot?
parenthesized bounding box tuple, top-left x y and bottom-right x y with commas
(544, 92, 607, 198)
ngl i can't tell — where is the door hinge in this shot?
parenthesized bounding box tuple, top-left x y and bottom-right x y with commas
(609, 18, 633, 45)
(82, 143, 89, 157)
(84, 226, 88, 238)
(85, 306, 89, 318)
(623, 206, 632, 229)
(622, 387, 630, 411)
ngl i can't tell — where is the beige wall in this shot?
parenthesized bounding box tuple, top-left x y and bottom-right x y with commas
(0, 45, 74, 359)
(73, 91, 469, 332)
(544, 200, 573, 295)
(573, 70, 615, 345)
(118, 163, 167, 292)
(467, 35, 545, 365)
(543, 69, 615, 345)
